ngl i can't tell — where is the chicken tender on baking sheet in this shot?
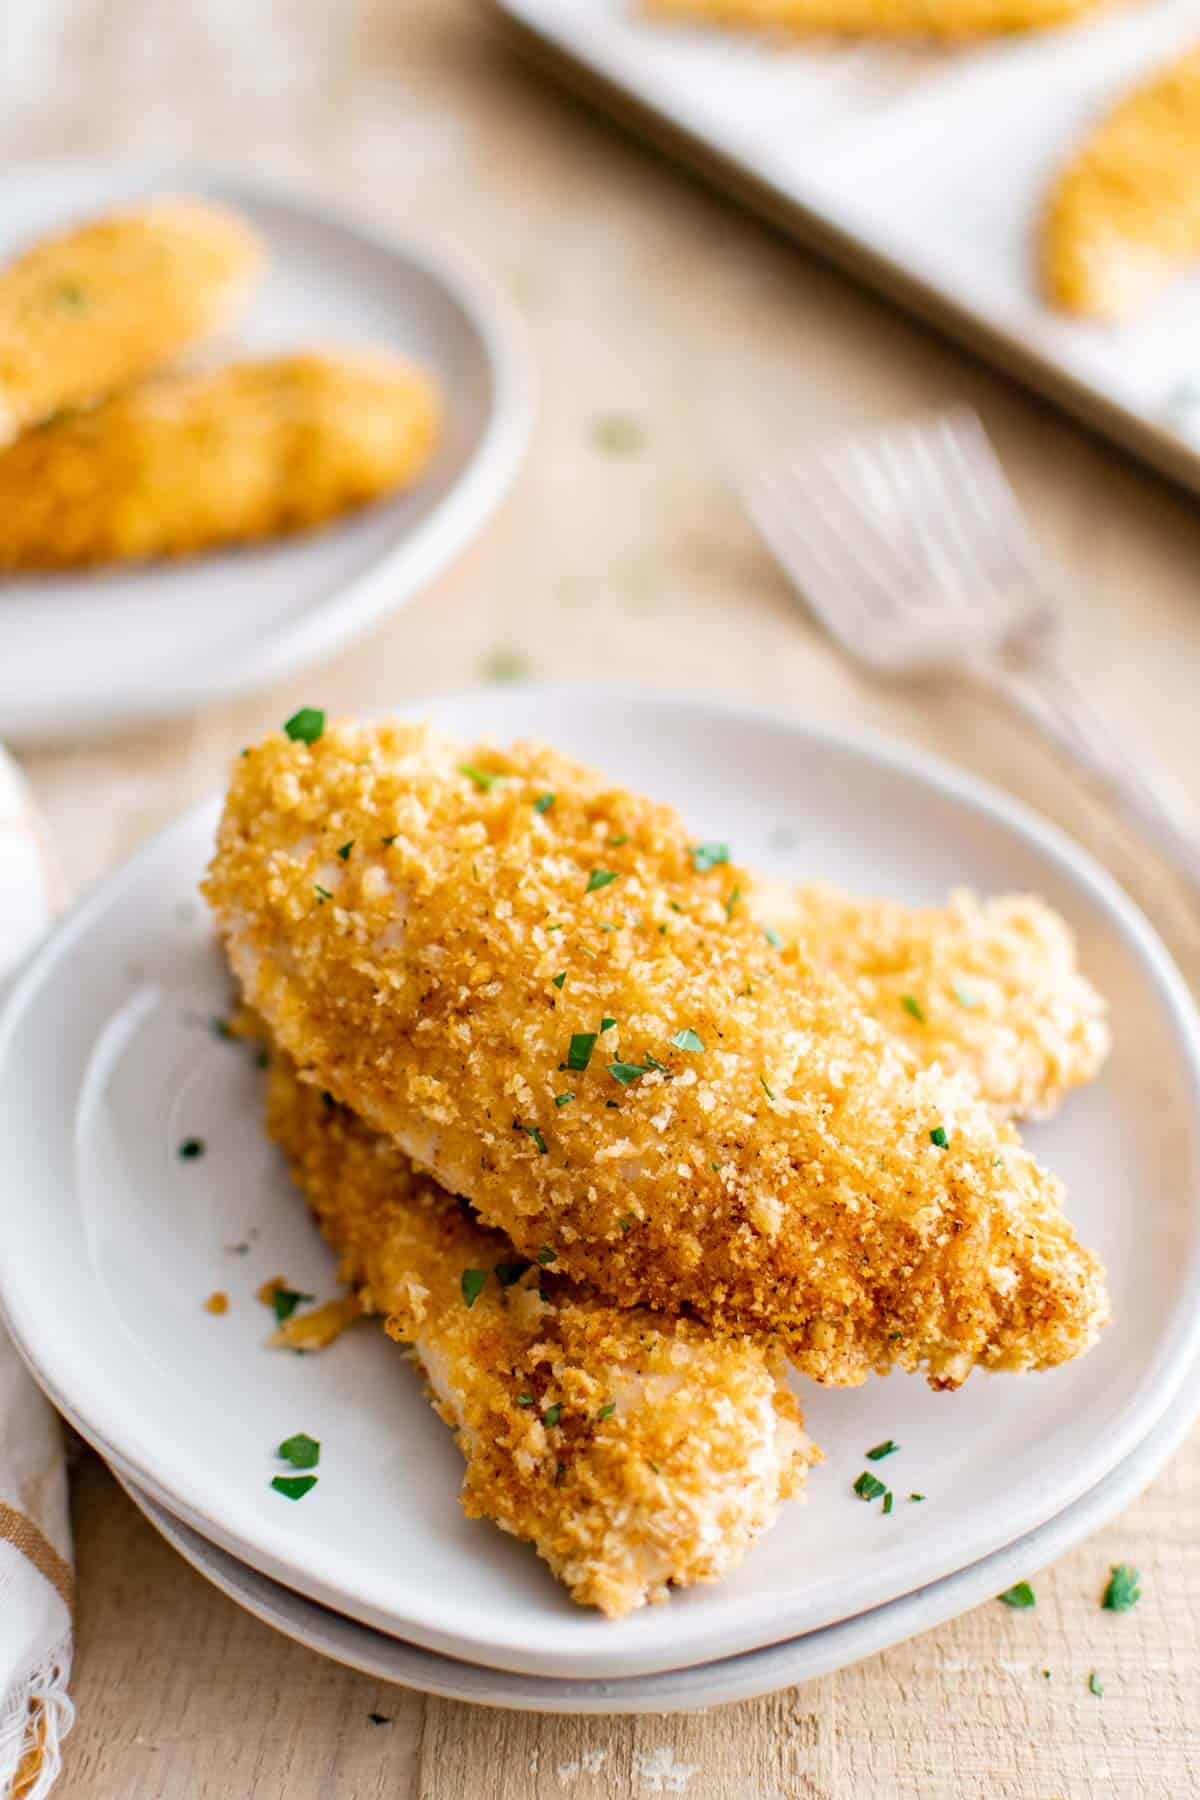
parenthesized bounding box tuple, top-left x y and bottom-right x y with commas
(0, 351, 441, 570)
(205, 721, 1109, 1390)
(264, 1047, 814, 1617)
(751, 882, 1109, 1119)
(645, 0, 1116, 39)
(1043, 47, 1200, 319)
(0, 197, 261, 445)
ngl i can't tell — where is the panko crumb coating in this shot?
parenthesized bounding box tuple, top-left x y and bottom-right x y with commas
(0, 196, 262, 445)
(204, 721, 1110, 1391)
(1043, 47, 1200, 319)
(645, 0, 1116, 40)
(264, 1048, 814, 1617)
(0, 350, 441, 570)
(752, 882, 1110, 1119)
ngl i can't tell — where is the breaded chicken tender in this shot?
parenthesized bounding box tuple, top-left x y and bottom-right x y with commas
(204, 722, 1109, 1390)
(753, 882, 1109, 1119)
(264, 1048, 814, 1617)
(0, 197, 261, 445)
(1044, 47, 1200, 318)
(646, 0, 1115, 39)
(0, 351, 441, 570)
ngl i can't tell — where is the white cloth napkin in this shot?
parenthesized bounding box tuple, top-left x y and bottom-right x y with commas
(0, 748, 73, 1799)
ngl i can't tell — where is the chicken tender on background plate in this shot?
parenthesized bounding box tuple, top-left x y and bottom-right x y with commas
(0, 196, 261, 445)
(1043, 46, 1200, 319)
(264, 1046, 815, 1617)
(0, 351, 441, 570)
(753, 882, 1109, 1119)
(645, 0, 1117, 40)
(205, 720, 1110, 1391)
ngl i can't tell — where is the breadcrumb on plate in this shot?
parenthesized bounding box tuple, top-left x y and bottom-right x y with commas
(1043, 46, 1200, 319)
(751, 882, 1110, 1119)
(644, 0, 1117, 39)
(0, 196, 261, 445)
(0, 350, 441, 569)
(264, 1047, 814, 1617)
(204, 721, 1110, 1390)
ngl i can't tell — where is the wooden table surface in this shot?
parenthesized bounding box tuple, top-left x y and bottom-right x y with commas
(13, 3, 1200, 1795)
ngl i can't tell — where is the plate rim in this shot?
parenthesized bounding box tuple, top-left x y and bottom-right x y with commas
(0, 156, 535, 743)
(3, 681, 1200, 1677)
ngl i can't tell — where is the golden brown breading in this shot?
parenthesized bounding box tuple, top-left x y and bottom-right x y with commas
(645, 0, 1116, 39)
(0, 351, 441, 570)
(1043, 47, 1200, 318)
(753, 882, 1109, 1119)
(0, 197, 261, 445)
(264, 1049, 814, 1617)
(204, 721, 1110, 1391)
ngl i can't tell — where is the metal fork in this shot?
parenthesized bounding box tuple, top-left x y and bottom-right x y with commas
(746, 406, 1200, 906)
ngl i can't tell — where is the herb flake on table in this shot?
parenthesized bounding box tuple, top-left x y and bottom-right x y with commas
(277, 1432, 320, 1470)
(853, 1471, 887, 1502)
(591, 414, 644, 454)
(270, 1286, 315, 1325)
(484, 649, 530, 684)
(865, 1439, 899, 1461)
(882, 1491, 893, 1515)
(283, 707, 325, 745)
(998, 1581, 1036, 1609)
(461, 1268, 488, 1309)
(1102, 1563, 1141, 1611)
(178, 1137, 205, 1160)
(1089, 1671, 1104, 1697)
(271, 1474, 317, 1501)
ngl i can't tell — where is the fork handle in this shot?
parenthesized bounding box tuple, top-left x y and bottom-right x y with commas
(974, 655, 1200, 908)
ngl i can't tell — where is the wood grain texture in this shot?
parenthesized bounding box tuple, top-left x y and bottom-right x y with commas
(12, 1, 1200, 1795)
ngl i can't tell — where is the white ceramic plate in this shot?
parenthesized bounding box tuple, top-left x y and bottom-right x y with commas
(111, 1350, 1200, 1714)
(2, 685, 1199, 1681)
(0, 161, 533, 744)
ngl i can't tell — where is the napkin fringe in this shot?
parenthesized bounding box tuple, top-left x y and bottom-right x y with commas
(1, 1639, 73, 1800)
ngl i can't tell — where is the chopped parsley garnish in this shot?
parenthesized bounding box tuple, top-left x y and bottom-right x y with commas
(670, 1027, 705, 1053)
(1089, 1671, 1104, 1697)
(336, 841, 353, 860)
(930, 1125, 949, 1148)
(314, 884, 333, 902)
(567, 1031, 597, 1071)
(585, 868, 618, 894)
(461, 1268, 488, 1309)
(690, 841, 729, 873)
(277, 1432, 320, 1470)
(536, 1246, 557, 1265)
(998, 1581, 1036, 1609)
(272, 1287, 314, 1325)
(597, 1403, 616, 1420)
(271, 1474, 317, 1501)
(494, 1261, 529, 1287)
(513, 1121, 547, 1155)
(901, 995, 926, 1023)
(543, 1403, 562, 1427)
(599, 1016, 617, 1033)
(609, 1060, 651, 1087)
(1102, 1564, 1141, 1611)
(283, 707, 325, 744)
(592, 414, 644, 453)
(619, 1216, 633, 1232)
(516, 1393, 534, 1407)
(554, 1092, 574, 1108)
(724, 885, 741, 919)
(458, 763, 504, 792)
(865, 1439, 899, 1461)
(954, 984, 980, 1009)
(484, 648, 529, 683)
(909, 1493, 925, 1503)
(552, 972, 567, 989)
(645, 1055, 671, 1074)
(368, 1712, 392, 1726)
(760, 1075, 777, 1102)
(853, 1472, 887, 1502)
(764, 926, 783, 950)
(211, 1016, 233, 1040)
(178, 1137, 205, 1160)
(882, 1491, 894, 1515)
(609, 833, 628, 847)
(381, 833, 398, 846)
(533, 793, 555, 814)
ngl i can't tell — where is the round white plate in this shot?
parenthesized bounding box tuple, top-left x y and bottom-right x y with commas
(2, 685, 1199, 1681)
(0, 161, 532, 744)
(111, 1349, 1200, 1714)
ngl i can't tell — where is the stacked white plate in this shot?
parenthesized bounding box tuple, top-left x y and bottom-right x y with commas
(3, 686, 1199, 1711)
